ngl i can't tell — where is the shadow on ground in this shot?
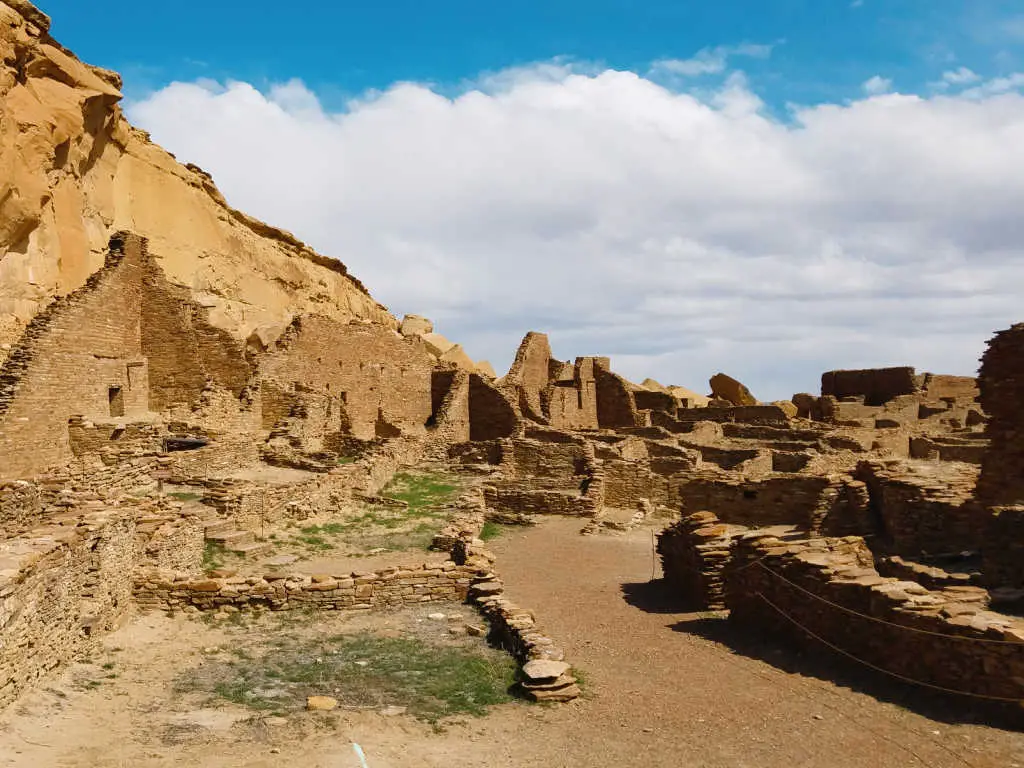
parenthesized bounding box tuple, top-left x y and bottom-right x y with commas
(621, 578, 1024, 732)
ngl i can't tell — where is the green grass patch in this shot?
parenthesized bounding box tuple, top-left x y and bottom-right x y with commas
(181, 631, 516, 723)
(271, 472, 464, 557)
(203, 541, 236, 571)
(384, 472, 459, 514)
(479, 521, 505, 541)
(336, 456, 356, 465)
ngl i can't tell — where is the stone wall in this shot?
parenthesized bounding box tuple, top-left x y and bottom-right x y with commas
(258, 315, 434, 440)
(821, 367, 923, 406)
(0, 234, 146, 477)
(854, 460, 982, 556)
(595, 362, 642, 429)
(141, 252, 251, 412)
(0, 480, 42, 537)
(678, 474, 834, 530)
(133, 561, 479, 612)
(545, 358, 599, 430)
(976, 324, 1024, 508)
(726, 532, 1024, 704)
(983, 506, 1024, 590)
(658, 510, 752, 610)
(468, 374, 520, 441)
(0, 510, 135, 708)
(484, 486, 596, 519)
(501, 332, 552, 423)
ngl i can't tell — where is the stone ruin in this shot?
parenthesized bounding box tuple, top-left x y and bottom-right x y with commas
(0, 0, 1023, 725)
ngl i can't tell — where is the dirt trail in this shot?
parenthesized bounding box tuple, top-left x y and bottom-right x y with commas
(486, 518, 1024, 768)
(1, 517, 1022, 767)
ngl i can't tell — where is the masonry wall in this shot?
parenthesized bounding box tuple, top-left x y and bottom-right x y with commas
(854, 461, 982, 557)
(0, 235, 147, 477)
(976, 324, 1024, 508)
(821, 367, 923, 406)
(545, 358, 599, 430)
(0, 511, 135, 708)
(677, 475, 833, 530)
(259, 315, 434, 440)
(141, 263, 252, 412)
(595, 364, 641, 429)
(726, 533, 1024, 704)
(658, 510, 746, 610)
(503, 332, 552, 422)
(469, 374, 519, 441)
(134, 561, 478, 612)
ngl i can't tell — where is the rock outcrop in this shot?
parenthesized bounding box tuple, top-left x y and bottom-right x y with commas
(0, 0, 392, 366)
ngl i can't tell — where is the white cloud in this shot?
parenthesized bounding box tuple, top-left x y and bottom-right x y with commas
(128, 66, 1024, 400)
(942, 67, 981, 85)
(861, 75, 893, 95)
(650, 44, 774, 78)
(960, 72, 1024, 99)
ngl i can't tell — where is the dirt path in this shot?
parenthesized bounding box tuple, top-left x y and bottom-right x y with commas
(1, 517, 1022, 767)
(485, 517, 1024, 768)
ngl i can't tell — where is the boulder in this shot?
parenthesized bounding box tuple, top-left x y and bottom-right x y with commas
(440, 343, 475, 371)
(421, 332, 456, 358)
(400, 314, 433, 337)
(709, 373, 758, 406)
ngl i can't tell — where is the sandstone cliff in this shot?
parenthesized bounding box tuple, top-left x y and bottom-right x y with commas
(0, 0, 393, 364)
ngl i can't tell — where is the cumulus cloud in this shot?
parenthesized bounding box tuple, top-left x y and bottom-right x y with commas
(861, 75, 893, 95)
(959, 72, 1024, 99)
(128, 64, 1024, 399)
(649, 44, 774, 78)
(942, 66, 981, 85)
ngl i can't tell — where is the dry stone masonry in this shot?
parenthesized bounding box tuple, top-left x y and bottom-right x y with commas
(0, 0, 1021, 726)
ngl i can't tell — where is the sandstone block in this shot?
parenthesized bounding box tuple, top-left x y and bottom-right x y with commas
(306, 696, 338, 711)
(709, 373, 758, 406)
(522, 659, 570, 682)
(400, 314, 433, 337)
(421, 332, 455, 357)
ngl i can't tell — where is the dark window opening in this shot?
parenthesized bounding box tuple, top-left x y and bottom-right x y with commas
(108, 386, 125, 417)
(742, 489, 758, 500)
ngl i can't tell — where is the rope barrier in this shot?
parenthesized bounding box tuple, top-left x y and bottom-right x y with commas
(751, 559, 1024, 646)
(757, 591, 1024, 703)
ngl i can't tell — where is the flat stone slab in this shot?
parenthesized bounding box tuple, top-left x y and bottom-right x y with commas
(522, 659, 570, 682)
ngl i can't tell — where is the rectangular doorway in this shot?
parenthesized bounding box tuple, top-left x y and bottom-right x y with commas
(108, 386, 125, 417)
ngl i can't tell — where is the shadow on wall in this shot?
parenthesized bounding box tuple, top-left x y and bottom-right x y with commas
(665, 609, 1024, 730)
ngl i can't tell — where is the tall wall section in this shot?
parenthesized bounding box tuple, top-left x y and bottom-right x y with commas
(0, 233, 254, 478)
(0, 234, 146, 476)
(258, 315, 434, 440)
(0, 1, 394, 372)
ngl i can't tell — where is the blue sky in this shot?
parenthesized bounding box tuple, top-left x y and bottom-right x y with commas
(38, 0, 1024, 107)
(35, 0, 1024, 396)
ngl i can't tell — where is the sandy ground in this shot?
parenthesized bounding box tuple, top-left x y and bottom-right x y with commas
(2, 517, 1023, 767)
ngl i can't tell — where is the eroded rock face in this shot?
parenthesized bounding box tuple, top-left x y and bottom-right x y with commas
(0, 0, 393, 364)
